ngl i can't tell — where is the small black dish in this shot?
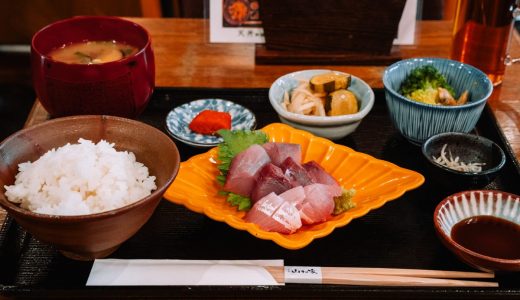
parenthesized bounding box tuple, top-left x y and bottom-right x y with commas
(422, 132, 506, 190)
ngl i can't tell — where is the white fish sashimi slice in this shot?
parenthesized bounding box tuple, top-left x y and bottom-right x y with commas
(245, 192, 285, 232)
(279, 186, 305, 206)
(299, 183, 339, 224)
(298, 202, 320, 225)
(272, 201, 302, 233)
(224, 144, 271, 197)
(256, 185, 316, 227)
(245, 192, 302, 234)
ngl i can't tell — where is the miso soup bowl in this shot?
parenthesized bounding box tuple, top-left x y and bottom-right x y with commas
(31, 16, 155, 118)
(0, 115, 180, 260)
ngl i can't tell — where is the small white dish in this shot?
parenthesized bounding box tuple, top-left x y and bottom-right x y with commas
(165, 99, 256, 147)
(434, 190, 520, 272)
(268, 69, 375, 140)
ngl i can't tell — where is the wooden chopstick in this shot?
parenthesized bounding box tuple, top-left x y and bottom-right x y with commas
(318, 267, 494, 279)
(264, 266, 497, 287)
(307, 273, 498, 287)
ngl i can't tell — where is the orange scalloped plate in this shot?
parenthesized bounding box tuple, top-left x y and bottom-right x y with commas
(164, 123, 425, 249)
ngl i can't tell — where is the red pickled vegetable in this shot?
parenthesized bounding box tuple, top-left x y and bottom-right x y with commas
(189, 110, 232, 135)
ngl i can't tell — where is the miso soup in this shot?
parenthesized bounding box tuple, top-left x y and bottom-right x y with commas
(49, 40, 138, 64)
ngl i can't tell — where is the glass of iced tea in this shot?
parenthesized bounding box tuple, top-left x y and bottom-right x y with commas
(451, 0, 520, 85)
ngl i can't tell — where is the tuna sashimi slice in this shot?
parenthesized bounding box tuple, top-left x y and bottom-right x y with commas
(303, 161, 341, 189)
(280, 157, 314, 187)
(245, 192, 302, 234)
(299, 183, 341, 224)
(224, 144, 271, 196)
(251, 163, 292, 203)
(262, 142, 302, 167)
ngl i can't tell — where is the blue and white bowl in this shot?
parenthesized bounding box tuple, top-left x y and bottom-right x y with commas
(383, 58, 493, 145)
(434, 190, 520, 272)
(165, 99, 256, 147)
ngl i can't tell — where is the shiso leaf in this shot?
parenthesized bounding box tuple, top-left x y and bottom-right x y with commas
(226, 192, 252, 211)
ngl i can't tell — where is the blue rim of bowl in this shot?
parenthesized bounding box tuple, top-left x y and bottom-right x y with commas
(268, 70, 375, 126)
(165, 99, 257, 147)
(383, 57, 493, 110)
(421, 132, 506, 176)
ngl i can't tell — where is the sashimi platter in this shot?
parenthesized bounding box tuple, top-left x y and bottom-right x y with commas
(164, 123, 424, 249)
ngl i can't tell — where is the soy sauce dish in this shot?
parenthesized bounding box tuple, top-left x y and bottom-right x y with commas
(421, 132, 506, 190)
(434, 190, 520, 272)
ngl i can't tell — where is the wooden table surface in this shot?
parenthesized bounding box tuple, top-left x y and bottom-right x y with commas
(4, 18, 520, 224)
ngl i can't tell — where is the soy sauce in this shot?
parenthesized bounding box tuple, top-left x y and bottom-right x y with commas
(451, 215, 520, 260)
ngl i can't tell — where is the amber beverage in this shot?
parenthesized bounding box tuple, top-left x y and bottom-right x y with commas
(451, 0, 517, 85)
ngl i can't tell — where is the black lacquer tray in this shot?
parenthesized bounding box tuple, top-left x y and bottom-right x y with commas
(1, 88, 519, 299)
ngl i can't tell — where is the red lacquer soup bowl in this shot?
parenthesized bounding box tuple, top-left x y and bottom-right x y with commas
(31, 16, 155, 118)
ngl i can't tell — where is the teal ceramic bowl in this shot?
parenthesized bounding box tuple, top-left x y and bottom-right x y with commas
(383, 58, 493, 145)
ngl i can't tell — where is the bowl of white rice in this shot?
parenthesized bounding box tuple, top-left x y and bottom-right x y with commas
(0, 115, 180, 260)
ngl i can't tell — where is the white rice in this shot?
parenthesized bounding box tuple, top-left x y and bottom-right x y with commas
(4, 138, 157, 216)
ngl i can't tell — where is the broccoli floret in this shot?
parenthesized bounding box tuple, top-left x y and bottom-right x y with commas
(399, 65, 456, 100)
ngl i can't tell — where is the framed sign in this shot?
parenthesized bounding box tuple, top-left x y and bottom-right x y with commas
(209, 0, 416, 45)
(209, 0, 265, 43)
